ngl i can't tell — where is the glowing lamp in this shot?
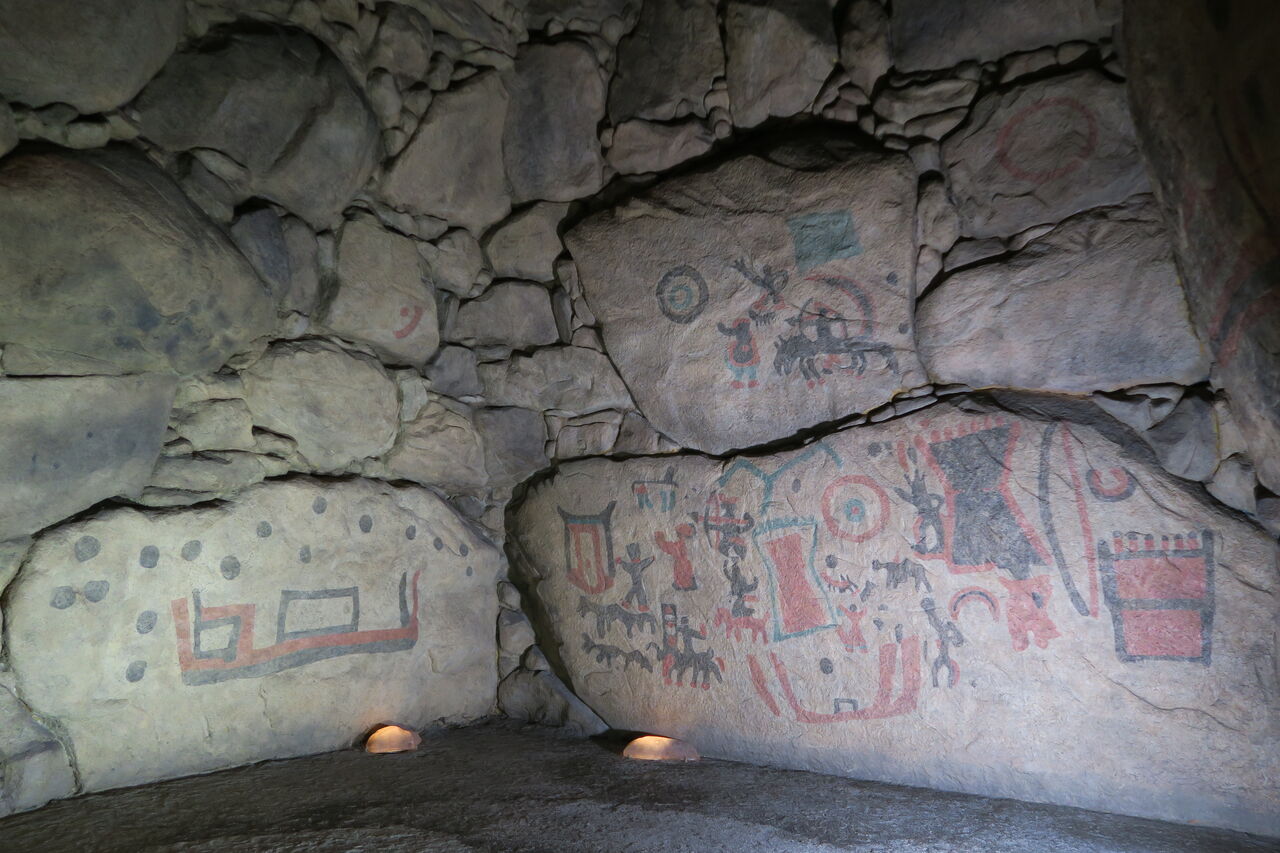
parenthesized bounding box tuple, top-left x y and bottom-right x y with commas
(623, 735, 699, 761)
(365, 724, 421, 754)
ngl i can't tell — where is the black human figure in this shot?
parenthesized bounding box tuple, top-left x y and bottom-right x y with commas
(615, 542, 654, 612)
(922, 597, 965, 689)
(722, 559, 759, 618)
(730, 257, 789, 326)
(676, 616, 705, 654)
(699, 507, 755, 561)
(894, 465, 945, 555)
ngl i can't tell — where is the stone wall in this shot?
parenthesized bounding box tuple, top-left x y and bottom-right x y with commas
(0, 0, 1275, 838)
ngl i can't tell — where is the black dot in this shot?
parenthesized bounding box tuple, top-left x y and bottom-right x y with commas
(136, 611, 157, 634)
(86, 431, 95, 439)
(50, 586, 76, 609)
(299, 545, 311, 563)
(84, 580, 110, 602)
(897, 322, 909, 334)
(886, 272, 898, 284)
(825, 554, 837, 568)
(359, 515, 373, 533)
(181, 540, 202, 561)
(819, 658, 834, 674)
(867, 443, 881, 456)
(257, 521, 273, 538)
(459, 544, 469, 557)
(312, 497, 327, 515)
(466, 566, 473, 576)
(433, 538, 444, 551)
(75, 536, 101, 562)
(791, 478, 802, 493)
(125, 661, 147, 682)
(220, 556, 241, 580)
(140, 545, 159, 568)
(405, 525, 417, 540)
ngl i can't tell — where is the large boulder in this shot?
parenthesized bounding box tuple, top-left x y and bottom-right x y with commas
(0, 0, 185, 113)
(565, 138, 926, 454)
(890, 0, 1117, 72)
(324, 220, 439, 367)
(5, 478, 499, 793)
(134, 28, 380, 229)
(0, 375, 177, 541)
(502, 41, 607, 203)
(511, 398, 1280, 837)
(0, 147, 273, 376)
(942, 71, 1149, 239)
(240, 341, 400, 473)
(1124, 0, 1280, 495)
(0, 684, 75, 818)
(918, 204, 1209, 393)
(382, 72, 511, 234)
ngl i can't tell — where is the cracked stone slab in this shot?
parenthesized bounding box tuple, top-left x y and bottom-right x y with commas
(565, 137, 926, 454)
(511, 397, 1280, 837)
(5, 477, 499, 794)
(917, 204, 1209, 394)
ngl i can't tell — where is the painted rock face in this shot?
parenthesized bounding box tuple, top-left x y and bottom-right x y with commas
(6, 478, 499, 793)
(512, 400, 1280, 836)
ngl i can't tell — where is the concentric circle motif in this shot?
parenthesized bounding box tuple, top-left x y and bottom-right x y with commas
(655, 264, 709, 324)
(821, 475, 890, 543)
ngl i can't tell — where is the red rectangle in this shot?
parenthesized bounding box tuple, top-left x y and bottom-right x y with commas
(1114, 556, 1207, 600)
(1121, 609, 1204, 658)
(765, 532, 827, 637)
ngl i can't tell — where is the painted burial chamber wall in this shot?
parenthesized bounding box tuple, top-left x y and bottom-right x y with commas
(0, 0, 1275, 838)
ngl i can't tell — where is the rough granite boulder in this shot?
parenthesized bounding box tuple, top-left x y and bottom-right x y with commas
(0, 0, 185, 113)
(325, 220, 439, 367)
(382, 72, 511, 234)
(608, 0, 723, 122)
(240, 341, 400, 473)
(511, 398, 1280, 837)
(5, 477, 499, 793)
(503, 41, 607, 203)
(724, 0, 837, 129)
(477, 347, 632, 416)
(0, 375, 177, 541)
(890, 0, 1117, 72)
(565, 138, 926, 454)
(943, 71, 1148, 239)
(134, 28, 380, 230)
(917, 204, 1209, 393)
(0, 147, 273, 376)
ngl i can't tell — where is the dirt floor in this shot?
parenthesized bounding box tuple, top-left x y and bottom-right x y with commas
(1, 720, 1275, 853)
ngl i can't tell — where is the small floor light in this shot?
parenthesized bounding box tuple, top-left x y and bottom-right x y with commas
(623, 735, 699, 761)
(365, 724, 421, 754)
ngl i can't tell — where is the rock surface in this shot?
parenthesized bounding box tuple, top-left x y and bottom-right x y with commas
(5, 477, 499, 793)
(943, 71, 1148, 239)
(566, 138, 926, 454)
(891, 0, 1117, 72)
(0, 375, 177, 541)
(724, 0, 836, 129)
(135, 28, 380, 229)
(326, 220, 439, 367)
(478, 347, 631, 416)
(0, 684, 75, 818)
(0, 147, 272, 376)
(503, 42, 606, 203)
(1124, 0, 1280, 495)
(449, 283, 559, 349)
(512, 398, 1280, 836)
(606, 119, 715, 175)
(608, 0, 723, 122)
(240, 341, 400, 472)
(917, 205, 1209, 393)
(0, 0, 185, 112)
(382, 72, 510, 234)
